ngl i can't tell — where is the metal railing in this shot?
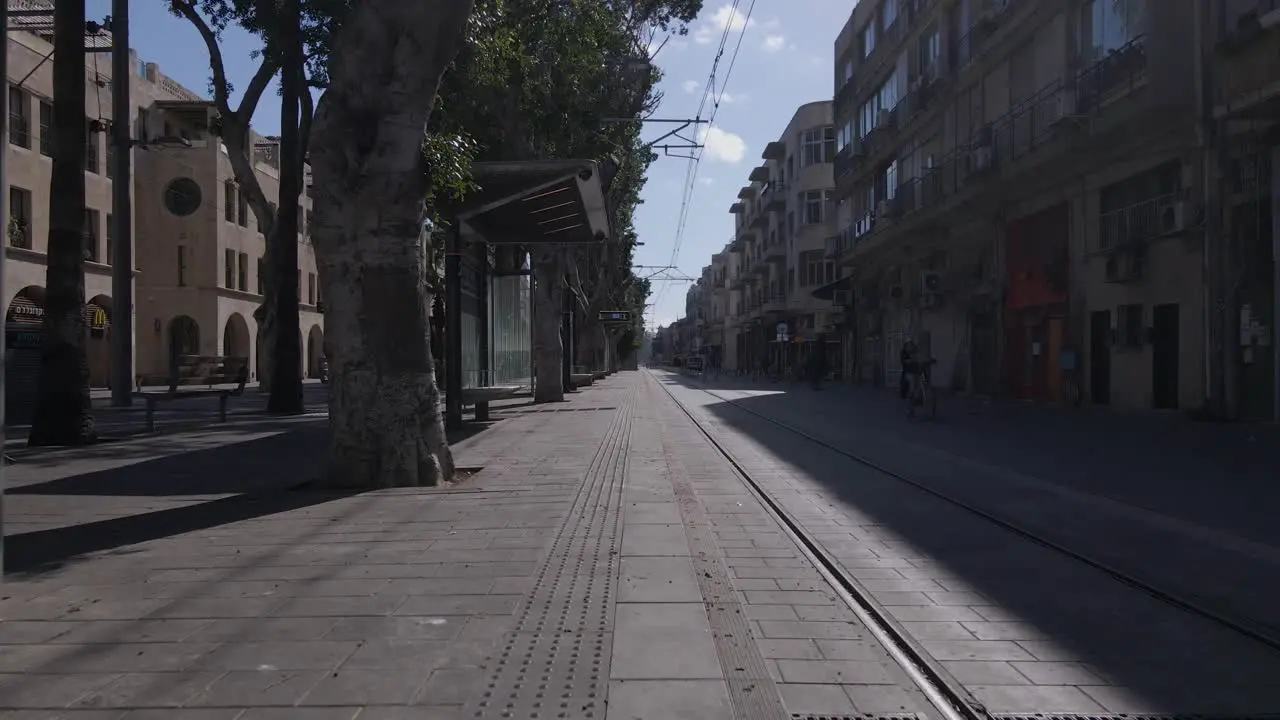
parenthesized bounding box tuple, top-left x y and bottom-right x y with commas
(1074, 35, 1148, 111)
(1097, 188, 1189, 252)
(834, 141, 858, 181)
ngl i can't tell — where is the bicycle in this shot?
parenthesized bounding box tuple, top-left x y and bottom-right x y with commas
(905, 359, 938, 420)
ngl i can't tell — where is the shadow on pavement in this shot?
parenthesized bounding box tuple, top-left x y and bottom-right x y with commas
(657, 370, 1280, 713)
(3, 416, 504, 579)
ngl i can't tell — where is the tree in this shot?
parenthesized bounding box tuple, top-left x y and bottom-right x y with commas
(28, 0, 95, 446)
(306, 0, 476, 487)
(266, 0, 305, 414)
(428, 0, 697, 403)
(169, 0, 296, 406)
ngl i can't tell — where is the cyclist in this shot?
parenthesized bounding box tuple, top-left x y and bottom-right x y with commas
(899, 339, 921, 401)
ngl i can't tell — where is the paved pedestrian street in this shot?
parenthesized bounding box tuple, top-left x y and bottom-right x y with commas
(2, 371, 1278, 718)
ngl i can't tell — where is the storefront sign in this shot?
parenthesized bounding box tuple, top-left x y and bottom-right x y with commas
(599, 310, 632, 323)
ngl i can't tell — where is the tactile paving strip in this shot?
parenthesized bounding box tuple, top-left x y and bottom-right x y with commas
(792, 715, 921, 720)
(991, 716, 1280, 720)
(467, 388, 632, 719)
(655, 383, 790, 720)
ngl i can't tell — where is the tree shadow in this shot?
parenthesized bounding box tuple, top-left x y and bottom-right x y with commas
(4, 416, 505, 579)
(659, 371, 1280, 714)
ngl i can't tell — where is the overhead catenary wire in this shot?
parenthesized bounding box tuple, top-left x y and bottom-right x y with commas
(651, 0, 756, 320)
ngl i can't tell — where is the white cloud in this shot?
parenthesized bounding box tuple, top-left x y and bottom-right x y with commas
(696, 126, 747, 163)
(694, 3, 755, 44)
(699, 177, 715, 185)
(762, 34, 787, 52)
(681, 79, 701, 94)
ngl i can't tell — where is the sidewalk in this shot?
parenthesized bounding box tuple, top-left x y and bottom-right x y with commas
(0, 372, 933, 718)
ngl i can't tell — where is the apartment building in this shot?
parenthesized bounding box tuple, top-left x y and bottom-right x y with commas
(1212, 0, 1280, 422)
(830, 0, 1201, 412)
(4, 26, 324, 415)
(5, 28, 174, 417)
(728, 101, 837, 374)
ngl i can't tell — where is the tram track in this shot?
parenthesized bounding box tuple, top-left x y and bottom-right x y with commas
(648, 369, 1280, 720)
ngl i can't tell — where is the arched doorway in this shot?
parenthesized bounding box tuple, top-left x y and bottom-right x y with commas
(307, 325, 325, 378)
(167, 315, 200, 368)
(86, 295, 112, 388)
(222, 313, 251, 362)
(5, 286, 46, 424)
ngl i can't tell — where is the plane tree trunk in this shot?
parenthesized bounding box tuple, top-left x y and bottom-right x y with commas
(307, 0, 474, 487)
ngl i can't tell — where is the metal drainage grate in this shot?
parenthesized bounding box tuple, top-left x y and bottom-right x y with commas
(992, 716, 1280, 720)
(792, 715, 921, 720)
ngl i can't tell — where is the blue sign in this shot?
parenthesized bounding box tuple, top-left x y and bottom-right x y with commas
(599, 310, 632, 322)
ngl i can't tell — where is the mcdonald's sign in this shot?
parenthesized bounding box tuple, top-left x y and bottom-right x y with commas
(90, 305, 108, 331)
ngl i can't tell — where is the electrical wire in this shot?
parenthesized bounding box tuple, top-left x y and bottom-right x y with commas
(650, 0, 756, 324)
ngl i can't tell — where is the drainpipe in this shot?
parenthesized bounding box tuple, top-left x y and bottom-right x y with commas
(1270, 145, 1280, 422)
(1194, 0, 1223, 416)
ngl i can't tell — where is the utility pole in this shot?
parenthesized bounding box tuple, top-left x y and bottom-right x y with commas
(109, 0, 133, 406)
(2, 0, 10, 576)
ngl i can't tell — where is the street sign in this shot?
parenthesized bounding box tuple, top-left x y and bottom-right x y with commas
(599, 310, 632, 323)
(775, 322, 788, 335)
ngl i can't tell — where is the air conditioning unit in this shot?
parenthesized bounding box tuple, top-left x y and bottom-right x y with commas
(971, 144, 994, 172)
(1159, 201, 1187, 234)
(832, 289, 851, 306)
(920, 271, 943, 294)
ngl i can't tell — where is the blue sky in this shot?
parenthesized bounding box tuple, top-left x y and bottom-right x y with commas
(105, 0, 851, 330)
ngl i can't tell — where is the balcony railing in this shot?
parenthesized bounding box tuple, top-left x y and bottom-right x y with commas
(1097, 188, 1190, 253)
(1074, 36, 1148, 111)
(951, 2, 1013, 70)
(834, 141, 859, 181)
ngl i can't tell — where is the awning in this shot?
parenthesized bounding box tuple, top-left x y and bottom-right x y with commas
(810, 275, 853, 302)
(458, 160, 613, 245)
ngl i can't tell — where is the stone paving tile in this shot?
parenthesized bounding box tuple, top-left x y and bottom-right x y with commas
(662, 373, 1280, 716)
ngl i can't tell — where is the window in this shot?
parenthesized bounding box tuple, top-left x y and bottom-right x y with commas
(1083, 0, 1146, 61)
(39, 100, 52, 155)
(801, 128, 826, 167)
(862, 20, 876, 57)
(823, 126, 836, 162)
(9, 87, 30, 148)
(802, 190, 826, 225)
(178, 245, 188, 286)
(1117, 303, 1144, 348)
(238, 252, 249, 291)
(885, 160, 899, 199)
(83, 209, 100, 263)
(224, 248, 235, 288)
(237, 190, 248, 226)
(800, 250, 826, 287)
(919, 25, 941, 77)
(164, 177, 203, 216)
(8, 186, 32, 249)
(842, 58, 854, 84)
(257, 257, 265, 295)
(105, 214, 114, 266)
(85, 119, 99, 173)
(881, 0, 897, 31)
(224, 180, 236, 221)
(308, 272, 317, 304)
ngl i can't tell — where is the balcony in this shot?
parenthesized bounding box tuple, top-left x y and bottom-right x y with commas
(752, 257, 771, 275)
(749, 165, 770, 183)
(951, 1, 1014, 70)
(763, 238, 786, 263)
(763, 180, 788, 212)
(761, 292, 787, 314)
(738, 185, 758, 201)
(1217, 10, 1280, 119)
(762, 141, 786, 161)
(749, 207, 770, 229)
(1096, 189, 1192, 253)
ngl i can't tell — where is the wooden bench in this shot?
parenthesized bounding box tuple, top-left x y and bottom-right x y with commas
(135, 355, 250, 432)
(460, 385, 522, 421)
